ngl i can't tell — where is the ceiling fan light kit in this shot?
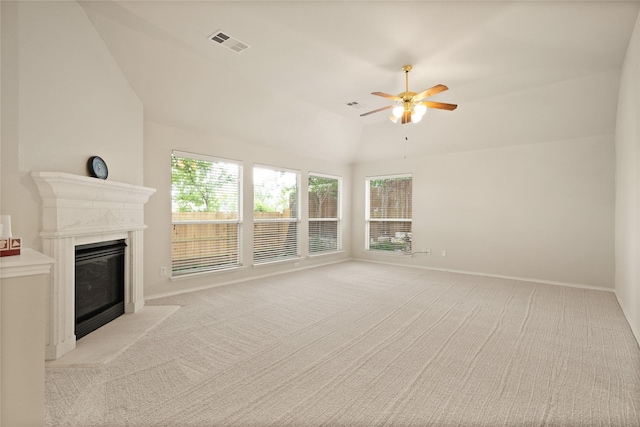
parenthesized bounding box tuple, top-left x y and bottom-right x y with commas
(361, 64, 457, 125)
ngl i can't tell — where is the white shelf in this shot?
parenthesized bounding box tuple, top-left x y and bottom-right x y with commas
(0, 248, 54, 279)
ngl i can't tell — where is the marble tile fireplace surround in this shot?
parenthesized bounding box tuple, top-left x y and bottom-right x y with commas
(31, 172, 155, 360)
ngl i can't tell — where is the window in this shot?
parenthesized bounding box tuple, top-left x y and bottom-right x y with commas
(253, 165, 300, 264)
(171, 151, 242, 276)
(308, 173, 341, 254)
(365, 175, 412, 253)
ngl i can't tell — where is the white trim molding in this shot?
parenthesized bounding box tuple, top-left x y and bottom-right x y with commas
(356, 258, 615, 293)
(0, 248, 54, 279)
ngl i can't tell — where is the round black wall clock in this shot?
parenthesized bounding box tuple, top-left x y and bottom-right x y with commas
(87, 156, 108, 179)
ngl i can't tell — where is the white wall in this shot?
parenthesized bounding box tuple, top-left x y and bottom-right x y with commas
(352, 135, 615, 289)
(143, 121, 352, 297)
(615, 10, 640, 343)
(0, 1, 143, 251)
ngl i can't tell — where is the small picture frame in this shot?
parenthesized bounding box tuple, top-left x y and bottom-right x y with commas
(0, 237, 21, 257)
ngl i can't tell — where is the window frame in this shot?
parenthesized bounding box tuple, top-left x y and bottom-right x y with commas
(252, 164, 301, 265)
(170, 150, 243, 277)
(308, 172, 342, 255)
(365, 173, 413, 254)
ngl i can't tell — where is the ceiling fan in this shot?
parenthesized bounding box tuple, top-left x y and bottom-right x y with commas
(361, 65, 457, 124)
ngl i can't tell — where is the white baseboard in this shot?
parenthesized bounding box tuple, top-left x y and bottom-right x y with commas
(145, 258, 351, 301)
(354, 258, 615, 293)
(615, 292, 640, 347)
(149, 257, 614, 300)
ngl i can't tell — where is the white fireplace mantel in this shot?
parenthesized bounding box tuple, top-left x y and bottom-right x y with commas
(32, 171, 155, 238)
(31, 172, 156, 360)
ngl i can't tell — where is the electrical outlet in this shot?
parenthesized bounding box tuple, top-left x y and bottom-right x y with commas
(441, 250, 447, 257)
(426, 249, 431, 255)
(160, 266, 168, 276)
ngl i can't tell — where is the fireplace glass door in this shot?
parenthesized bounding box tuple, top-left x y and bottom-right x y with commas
(75, 240, 126, 340)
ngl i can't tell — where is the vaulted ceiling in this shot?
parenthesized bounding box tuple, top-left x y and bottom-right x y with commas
(80, 1, 640, 164)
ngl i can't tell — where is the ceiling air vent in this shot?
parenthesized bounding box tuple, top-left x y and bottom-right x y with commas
(346, 101, 367, 110)
(209, 30, 250, 53)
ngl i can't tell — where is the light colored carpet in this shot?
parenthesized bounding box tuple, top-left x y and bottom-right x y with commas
(45, 261, 640, 426)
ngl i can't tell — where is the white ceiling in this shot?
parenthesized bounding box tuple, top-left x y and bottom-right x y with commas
(79, 1, 640, 164)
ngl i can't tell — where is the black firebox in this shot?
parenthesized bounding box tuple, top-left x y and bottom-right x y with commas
(75, 240, 126, 340)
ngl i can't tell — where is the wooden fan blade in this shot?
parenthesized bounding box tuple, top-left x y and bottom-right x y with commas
(413, 84, 448, 101)
(422, 101, 458, 111)
(360, 104, 393, 117)
(372, 92, 402, 101)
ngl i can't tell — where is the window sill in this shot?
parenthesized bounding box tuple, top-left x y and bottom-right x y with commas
(169, 265, 247, 281)
(362, 249, 412, 257)
(308, 250, 345, 258)
(252, 256, 303, 268)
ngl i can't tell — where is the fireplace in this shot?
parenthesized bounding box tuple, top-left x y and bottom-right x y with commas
(75, 240, 126, 340)
(31, 171, 155, 359)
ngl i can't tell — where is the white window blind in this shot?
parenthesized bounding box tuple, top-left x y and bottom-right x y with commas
(365, 175, 412, 253)
(309, 173, 341, 254)
(253, 165, 300, 264)
(171, 151, 242, 276)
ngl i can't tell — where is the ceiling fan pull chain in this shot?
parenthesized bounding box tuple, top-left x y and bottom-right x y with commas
(404, 135, 408, 159)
